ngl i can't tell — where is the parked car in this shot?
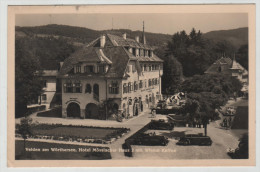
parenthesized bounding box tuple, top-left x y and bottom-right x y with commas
(131, 133, 169, 146)
(177, 134, 212, 146)
(149, 119, 174, 130)
(156, 100, 167, 109)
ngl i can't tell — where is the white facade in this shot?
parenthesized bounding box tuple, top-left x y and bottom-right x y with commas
(38, 70, 58, 109)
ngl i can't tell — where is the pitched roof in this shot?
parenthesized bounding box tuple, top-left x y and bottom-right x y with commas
(59, 46, 131, 78)
(59, 47, 113, 76)
(205, 57, 233, 74)
(59, 33, 163, 78)
(205, 57, 248, 75)
(106, 34, 153, 50)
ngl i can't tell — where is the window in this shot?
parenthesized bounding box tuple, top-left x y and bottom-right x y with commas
(64, 81, 73, 93)
(149, 65, 152, 71)
(134, 81, 138, 91)
(76, 65, 81, 73)
(42, 80, 47, 87)
(98, 65, 105, 73)
(127, 65, 131, 73)
(85, 84, 92, 93)
(42, 94, 47, 101)
(131, 82, 134, 91)
(144, 64, 147, 71)
(109, 81, 119, 94)
(144, 79, 147, 88)
(140, 65, 143, 72)
(148, 79, 151, 87)
(84, 65, 94, 73)
(139, 80, 143, 89)
(123, 83, 128, 94)
(148, 50, 151, 57)
(133, 48, 136, 56)
(139, 49, 141, 56)
(128, 82, 131, 93)
(74, 81, 82, 93)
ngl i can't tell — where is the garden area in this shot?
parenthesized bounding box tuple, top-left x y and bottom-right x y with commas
(15, 140, 111, 160)
(16, 122, 130, 144)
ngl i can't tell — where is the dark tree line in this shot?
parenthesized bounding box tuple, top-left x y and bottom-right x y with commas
(158, 28, 248, 95)
(180, 74, 242, 120)
(15, 36, 76, 117)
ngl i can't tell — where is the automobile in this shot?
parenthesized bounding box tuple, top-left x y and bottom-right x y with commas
(149, 119, 174, 130)
(156, 100, 167, 109)
(176, 134, 212, 146)
(131, 133, 169, 146)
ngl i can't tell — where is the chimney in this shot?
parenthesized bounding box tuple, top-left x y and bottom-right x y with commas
(100, 35, 106, 48)
(135, 36, 139, 42)
(122, 33, 127, 40)
(142, 21, 146, 44)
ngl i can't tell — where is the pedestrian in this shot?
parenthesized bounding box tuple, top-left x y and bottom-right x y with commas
(228, 116, 232, 128)
(223, 118, 227, 129)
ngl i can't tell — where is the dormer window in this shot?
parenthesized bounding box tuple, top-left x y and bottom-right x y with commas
(133, 48, 136, 56)
(144, 50, 147, 57)
(84, 65, 94, 73)
(75, 65, 81, 73)
(148, 50, 153, 57)
(98, 65, 105, 74)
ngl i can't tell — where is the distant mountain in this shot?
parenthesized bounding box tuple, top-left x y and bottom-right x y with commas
(202, 27, 248, 50)
(15, 25, 248, 70)
(16, 24, 171, 48)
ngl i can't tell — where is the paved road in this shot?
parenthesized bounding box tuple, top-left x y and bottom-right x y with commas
(16, 98, 248, 159)
(121, 122, 247, 159)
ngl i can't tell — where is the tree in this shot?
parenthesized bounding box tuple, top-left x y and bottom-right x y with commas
(15, 38, 44, 117)
(16, 117, 33, 153)
(180, 74, 242, 120)
(236, 44, 248, 70)
(213, 40, 236, 58)
(167, 28, 214, 77)
(161, 54, 183, 94)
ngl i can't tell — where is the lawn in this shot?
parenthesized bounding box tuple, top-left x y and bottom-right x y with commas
(16, 124, 130, 143)
(15, 140, 111, 160)
(33, 126, 118, 139)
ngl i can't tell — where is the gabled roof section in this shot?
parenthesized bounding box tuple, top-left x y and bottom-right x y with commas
(106, 34, 153, 49)
(59, 47, 110, 75)
(102, 46, 131, 78)
(205, 57, 233, 74)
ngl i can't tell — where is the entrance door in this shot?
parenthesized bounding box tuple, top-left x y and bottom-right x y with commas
(67, 102, 80, 118)
(85, 103, 99, 119)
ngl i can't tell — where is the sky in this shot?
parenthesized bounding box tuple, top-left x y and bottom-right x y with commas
(16, 13, 248, 35)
